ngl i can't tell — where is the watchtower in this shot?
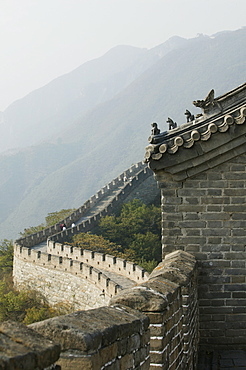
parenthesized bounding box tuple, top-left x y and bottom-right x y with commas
(146, 83, 246, 349)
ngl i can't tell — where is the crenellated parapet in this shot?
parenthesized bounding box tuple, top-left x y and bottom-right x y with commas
(13, 161, 156, 311)
(7, 249, 199, 370)
(20, 249, 197, 370)
(47, 240, 149, 283)
(110, 250, 198, 369)
(15, 161, 152, 248)
(14, 243, 126, 310)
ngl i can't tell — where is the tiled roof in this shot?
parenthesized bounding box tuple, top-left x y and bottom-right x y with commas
(145, 83, 246, 162)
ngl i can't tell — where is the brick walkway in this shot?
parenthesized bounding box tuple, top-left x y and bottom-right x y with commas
(198, 350, 246, 369)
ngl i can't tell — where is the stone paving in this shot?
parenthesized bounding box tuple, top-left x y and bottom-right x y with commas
(74, 187, 126, 225)
(32, 185, 127, 252)
(198, 350, 246, 369)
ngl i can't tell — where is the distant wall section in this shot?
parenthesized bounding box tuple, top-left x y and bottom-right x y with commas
(122, 173, 160, 207)
(13, 245, 117, 310)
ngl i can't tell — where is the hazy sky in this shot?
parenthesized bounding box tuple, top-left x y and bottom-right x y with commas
(0, 0, 245, 111)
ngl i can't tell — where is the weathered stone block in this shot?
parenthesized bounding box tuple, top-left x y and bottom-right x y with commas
(99, 342, 117, 365)
(104, 359, 120, 370)
(182, 197, 200, 204)
(150, 324, 165, 337)
(57, 355, 95, 370)
(150, 350, 166, 364)
(119, 353, 133, 369)
(0, 321, 60, 370)
(146, 312, 166, 324)
(117, 337, 128, 357)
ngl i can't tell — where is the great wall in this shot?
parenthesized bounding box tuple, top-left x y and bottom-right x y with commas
(2, 82, 246, 369)
(13, 162, 157, 310)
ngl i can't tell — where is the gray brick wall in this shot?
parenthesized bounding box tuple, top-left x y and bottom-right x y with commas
(111, 250, 199, 369)
(160, 154, 246, 349)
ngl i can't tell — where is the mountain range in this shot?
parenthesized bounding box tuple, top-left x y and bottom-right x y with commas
(0, 28, 245, 239)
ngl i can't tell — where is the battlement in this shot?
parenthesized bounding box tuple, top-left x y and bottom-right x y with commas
(47, 240, 149, 283)
(13, 160, 157, 312)
(16, 161, 152, 248)
(23, 250, 198, 370)
(14, 244, 124, 303)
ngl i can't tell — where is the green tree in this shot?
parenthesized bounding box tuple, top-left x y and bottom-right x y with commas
(99, 200, 162, 263)
(126, 231, 161, 261)
(0, 240, 13, 277)
(23, 302, 72, 325)
(69, 200, 162, 272)
(0, 280, 71, 324)
(71, 232, 123, 255)
(20, 225, 45, 237)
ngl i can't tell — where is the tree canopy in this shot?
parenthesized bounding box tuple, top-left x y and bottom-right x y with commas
(98, 199, 162, 262)
(71, 200, 162, 272)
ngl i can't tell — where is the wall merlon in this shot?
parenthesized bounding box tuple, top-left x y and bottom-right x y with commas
(46, 241, 149, 283)
(14, 242, 123, 300)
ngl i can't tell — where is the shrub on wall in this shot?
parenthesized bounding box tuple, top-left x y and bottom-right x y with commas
(0, 239, 71, 324)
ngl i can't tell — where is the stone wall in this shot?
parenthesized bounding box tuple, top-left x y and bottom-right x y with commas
(30, 306, 150, 370)
(46, 241, 149, 283)
(14, 243, 149, 310)
(14, 245, 118, 310)
(50, 165, 156, 245)
(122, 174, 160, 207)
(22, 249, 198, 370)
(0, 321, 60, 370)
(158, 154, 246, 350)
(12, 247, 198, 369)
(110, 250, 199, 369)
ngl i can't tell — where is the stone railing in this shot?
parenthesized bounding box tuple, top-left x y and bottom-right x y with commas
(15, 161, 150, 248)
(47, 241, 149, 283)
(13, 249, 198, 370)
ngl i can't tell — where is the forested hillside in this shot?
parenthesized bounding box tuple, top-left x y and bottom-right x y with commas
(0, 28, 245, 239)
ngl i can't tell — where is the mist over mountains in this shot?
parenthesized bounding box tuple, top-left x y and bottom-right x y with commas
(0, 28, 245, 239)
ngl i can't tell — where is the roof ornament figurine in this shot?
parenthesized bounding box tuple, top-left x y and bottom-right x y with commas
(184, 109, 195, 122)
(151, 122, 160, 136)
(166, 117, 177, 130)
(148, 122, 163, 144)
(193, 89, 222, 113)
